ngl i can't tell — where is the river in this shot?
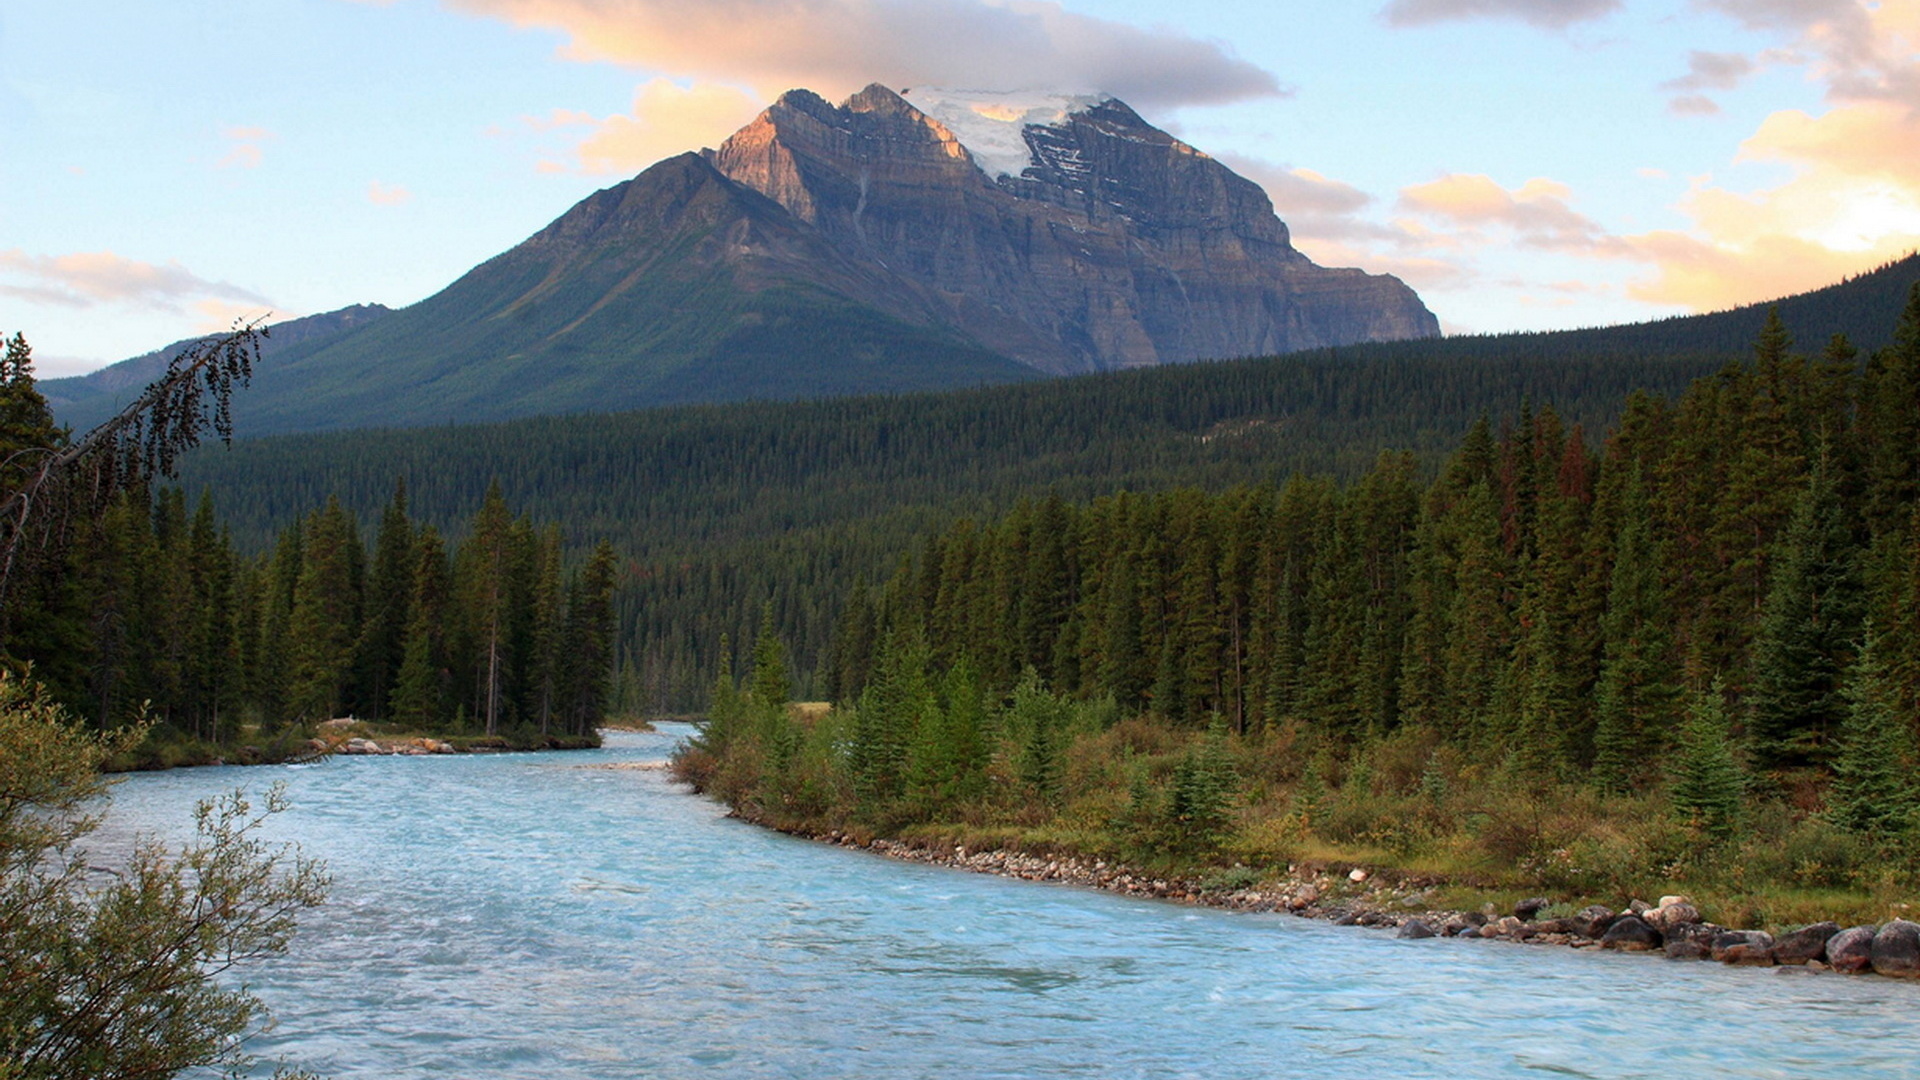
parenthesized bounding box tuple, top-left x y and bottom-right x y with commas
(93, 727, 1917, 1079)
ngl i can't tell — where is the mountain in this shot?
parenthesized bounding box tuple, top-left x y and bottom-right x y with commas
(42, 305, 390, 433)
(51, 84, 1438, 435)
(706, 85, 1437, 372)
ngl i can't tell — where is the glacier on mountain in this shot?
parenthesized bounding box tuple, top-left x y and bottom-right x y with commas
(900, 87, 1110, 181)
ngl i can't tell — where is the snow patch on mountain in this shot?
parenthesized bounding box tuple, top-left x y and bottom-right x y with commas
(902, 87, 1110, 181)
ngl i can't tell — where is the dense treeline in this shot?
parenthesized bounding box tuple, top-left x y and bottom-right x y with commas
(686, 292, 1920, 913)
(181, 348, 1741, 711)
(1, 415, 619, 759)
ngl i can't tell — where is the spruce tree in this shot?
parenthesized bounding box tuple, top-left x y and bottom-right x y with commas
(286, 499, 363, 723)
(388, 528, 451, 731)
(749, 605, 791, 713)
(1670, 682, 1746, 841)
(1591, 467, 1681, 790)
(1748, 448, 1862, 769)
(1826, 633, 1919, 839)
(353, 479, 415, 720)
(1012, 666, 1066, 807)
(1166, 716, 1238, 852)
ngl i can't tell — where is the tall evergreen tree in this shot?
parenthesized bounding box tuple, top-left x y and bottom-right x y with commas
(1748, 448, 1862, 769)
(1826, 632, 1919, 839)
(1591, 467, 1681, 790)
(286, 498, 363, 722)
(353, 479, 415, 720)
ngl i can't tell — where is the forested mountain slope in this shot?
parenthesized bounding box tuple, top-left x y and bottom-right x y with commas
(174, 259, 1920, 709)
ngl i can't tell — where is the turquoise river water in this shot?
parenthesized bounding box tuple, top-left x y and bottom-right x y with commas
(93, 727, 1917, 1079)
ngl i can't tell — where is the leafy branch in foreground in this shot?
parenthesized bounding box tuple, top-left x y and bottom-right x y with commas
(0, 672, 328, 1080)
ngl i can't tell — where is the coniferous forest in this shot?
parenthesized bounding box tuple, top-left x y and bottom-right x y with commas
(0, 329, 619, 763)
(680, 292, 1920, 920)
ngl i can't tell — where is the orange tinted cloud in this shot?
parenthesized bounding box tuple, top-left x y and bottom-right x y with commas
(1622, 99, 1920, 309)
(443, 0, 1282, 110)
(1399, 174, 1620, 253)
(216, 125, 274, 169)
(565, 80, 764, 175)
(368, 181, 414, 205)
(0, 249, 273, 313)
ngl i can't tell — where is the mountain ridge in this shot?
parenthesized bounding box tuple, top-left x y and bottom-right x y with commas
(47, 83, 1444, 435)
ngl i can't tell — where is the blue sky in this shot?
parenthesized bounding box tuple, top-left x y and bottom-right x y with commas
(5, 0, 1917, 376)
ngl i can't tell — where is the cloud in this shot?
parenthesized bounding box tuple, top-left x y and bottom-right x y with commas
(0, 249, 274, 315)
(533, 80, 765, 175)
(1622, 98, 1920, 308)
(216, 125, 274, 170)
(441, 0, 1284, 111)
(1213, 156, 1478, 289)
(193, 298, 291, 333)
(1398, 174, 1622, 254)
(1668, 94, 1722, 116)
(1700, 0, 1920, 106)
(1380, 0, 1621, 29)
(1661, 49, 1756, 92)
(1613, 1, 1920, 308)
(368, 180, 413, 205)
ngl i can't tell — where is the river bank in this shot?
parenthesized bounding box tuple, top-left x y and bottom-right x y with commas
(758, 815, 1920, 980)
(104, 719, 639, 772)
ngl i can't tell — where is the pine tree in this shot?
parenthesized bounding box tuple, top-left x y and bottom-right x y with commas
(352, 479, 415, 721)
(1165, 717, 1238, 852)
(562, 541, 619, 736)
(748, 604, 791, 714)
(1590, 467, 1681, 790)
(388, 528, 451, 731)
(1012, 667, 1065, 807)
(527, 525, 564, 732)
(1748, 447, 1863, 769)
(1670, 682, 1746, 841)
(1826, 633, 1919, 839)
(286, 498, 364, 723)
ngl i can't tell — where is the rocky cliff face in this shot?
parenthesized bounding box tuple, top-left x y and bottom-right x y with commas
(707, 84, 1437, 373)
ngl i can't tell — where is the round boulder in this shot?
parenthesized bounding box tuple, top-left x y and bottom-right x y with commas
(1871, 920, 1920, 979)
(1397, 919, 1438, 940)
(1514, 897, 1552, 921)
(1645, 901, 1702, 934)
(1600, 915, 1663, 952)
(1712, 929, 1776, 966)
(1771, 922, 1840, 966)
(1572, 905, 1616, 939)
(1826, 926, 1878, 974)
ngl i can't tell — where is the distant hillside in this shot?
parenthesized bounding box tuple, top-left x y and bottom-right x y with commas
(173, 268, 1919, 708)
(1364, 253, 1920, 363)
(41, 305, 391, 433)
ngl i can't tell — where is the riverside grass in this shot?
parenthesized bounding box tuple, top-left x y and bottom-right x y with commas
(676, 701, 1920, 937)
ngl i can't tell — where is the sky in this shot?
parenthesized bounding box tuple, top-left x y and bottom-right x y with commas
(4, 0, 1919, 377)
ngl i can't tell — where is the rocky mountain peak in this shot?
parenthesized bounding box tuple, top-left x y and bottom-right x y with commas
(706, 83, 1434, 371)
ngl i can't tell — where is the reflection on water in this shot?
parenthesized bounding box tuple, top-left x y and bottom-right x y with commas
(93, 728, 1918, 1080)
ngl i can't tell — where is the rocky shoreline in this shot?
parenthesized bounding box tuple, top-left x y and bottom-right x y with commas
(781, 824, 1920, 980)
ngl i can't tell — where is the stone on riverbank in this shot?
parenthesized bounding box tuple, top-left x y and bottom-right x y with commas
(1712, 930, 1775, 965)
(1826, 926, 1878, 974)
(1572, 905, 1616, 939)
(1772, 922, 1840, 966)
(1600, 915, 1662, 952)
(1870, 920, 1920, 978)
(1644, 899, 1701, 934)
(1397, 919, 1437, 939)
(1663, 923, 1714, 961)
(1514, 897, 1551, 921)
